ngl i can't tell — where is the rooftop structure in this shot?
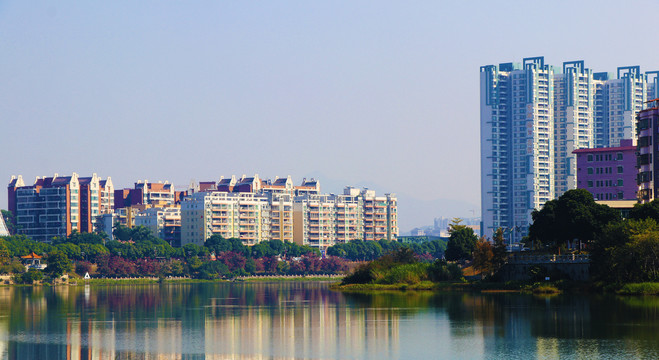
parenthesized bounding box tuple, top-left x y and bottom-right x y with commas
(114, 180, 178, 209)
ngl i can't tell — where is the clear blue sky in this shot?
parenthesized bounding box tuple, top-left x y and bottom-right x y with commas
(1, 1, 658, 232)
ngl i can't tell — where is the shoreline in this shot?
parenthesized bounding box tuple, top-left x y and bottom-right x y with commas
(331, 280, 659, 296)
(21, 274, 347, 287)
(3, 273, 658, 295)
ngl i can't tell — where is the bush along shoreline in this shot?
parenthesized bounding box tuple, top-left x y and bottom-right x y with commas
(330, 248, 465, 291)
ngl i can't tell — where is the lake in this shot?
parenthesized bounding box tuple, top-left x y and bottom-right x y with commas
(0, 282, 657, 359)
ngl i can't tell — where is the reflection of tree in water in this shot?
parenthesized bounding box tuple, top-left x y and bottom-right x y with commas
(341, 291, 434, 315)
(426, 291, 659, 355)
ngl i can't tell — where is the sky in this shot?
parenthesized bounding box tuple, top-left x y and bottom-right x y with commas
(1, 1, 659, 233)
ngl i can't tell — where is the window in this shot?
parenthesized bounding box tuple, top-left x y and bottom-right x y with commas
(617, 179, 623, 186)
(588, 167, 594, 174)
(617, 166, 623, 174)
(587, 181, 593, 188)
(588, 154, 593, 162)
(616, 152, 623, 160)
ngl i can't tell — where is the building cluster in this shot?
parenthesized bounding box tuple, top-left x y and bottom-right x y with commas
(481, 56, 659, 242)
(6, 174, 398, 250)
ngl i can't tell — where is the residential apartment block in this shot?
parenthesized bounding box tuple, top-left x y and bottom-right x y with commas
(133, 206, 182, 246)
(114, 180, 182, 209)
(481, 56, 657, 241)
(7, 173, 114, 242)
(181, 191, 271, 247)
(637, 98, 659, 202)
(180, 176, 397, 250)
(574, 139, 637, 201)
(7, 173, 398, 248)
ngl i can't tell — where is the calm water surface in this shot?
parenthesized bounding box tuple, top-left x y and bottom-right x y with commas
(0, 282, 656, 359)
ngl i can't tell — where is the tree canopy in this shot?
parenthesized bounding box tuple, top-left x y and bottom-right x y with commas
(444, 224, 478, 261)
(527, 189, 621, 251)
(590, 218, 659, 283)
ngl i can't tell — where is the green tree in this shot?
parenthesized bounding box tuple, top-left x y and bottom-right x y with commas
(198, 261, 229, 279)
(0, 241, 10, 265)
(448, 218, 467, 233)
(112, 223, 132, 241)
(445, 226, 478, 261)
(45, 250, 73, 278)
(591, 218, 659, 282)
(15, 269, 43, 284)
(244, 257, 256, 274)
(628, 200, 659, 221)
(186, 256, 203, 277)
(391, 247, 417, 264)
(205, 235, 233, 254)
(527, 189, 621, 252)
(492, 228, 508, 272)
(56, 243, 81, 260)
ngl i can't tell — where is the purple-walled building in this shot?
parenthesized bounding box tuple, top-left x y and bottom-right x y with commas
(573, 139, 637, 201)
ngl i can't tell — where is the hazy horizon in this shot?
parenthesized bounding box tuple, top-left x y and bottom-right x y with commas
(2, 1, 658, 233)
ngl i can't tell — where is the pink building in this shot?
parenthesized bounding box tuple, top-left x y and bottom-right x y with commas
(573, 139, 637, 201)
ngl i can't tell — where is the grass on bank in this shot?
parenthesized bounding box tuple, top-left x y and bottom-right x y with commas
(617, 283, 659, 295)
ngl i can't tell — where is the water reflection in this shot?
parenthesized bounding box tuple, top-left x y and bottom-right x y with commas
(0, 283, 656, 359)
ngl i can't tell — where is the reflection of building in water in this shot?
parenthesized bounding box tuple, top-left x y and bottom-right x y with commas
(0, 284, 402, 359)
(60, 317, 189, 360)
(202, 299, 400, 359)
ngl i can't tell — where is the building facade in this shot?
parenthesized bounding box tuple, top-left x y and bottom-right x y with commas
(180, 191, 271, 247)
(637, 98, 659, 202)
(180, 176, 397, 249)
(134, 206, 182, 246)
(481, 56, 657, 241)
(481, 57, 555, 242)
(573, 139, 637, 201)
(114, 180, 178, 209)
(7, 173, 113, 242)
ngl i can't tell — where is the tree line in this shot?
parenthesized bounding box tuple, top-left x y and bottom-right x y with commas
(0, 224, 350, 283)
(0, 215, 456, 284)
(500, 189, 659, 283)
(325, 239, 446, 261)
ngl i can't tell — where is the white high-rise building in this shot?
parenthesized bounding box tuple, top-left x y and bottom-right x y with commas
(553, 61, 595, 197)
(481, 57, 657, 241)
(481, 57, 555, 242)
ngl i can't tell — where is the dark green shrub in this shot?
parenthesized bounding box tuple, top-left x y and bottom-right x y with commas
(14, 269, 43, 284)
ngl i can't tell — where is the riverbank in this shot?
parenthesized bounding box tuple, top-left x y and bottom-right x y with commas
(0, 273, 347, 286)
(66, 274, 345, 286)
(330, 279, 640, 295)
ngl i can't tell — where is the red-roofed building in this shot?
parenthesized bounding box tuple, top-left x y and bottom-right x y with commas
(7, 173, 113, 242)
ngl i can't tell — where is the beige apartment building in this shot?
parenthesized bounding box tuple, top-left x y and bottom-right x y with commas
(181, 192, 271, 247)
(180, 176, 398, 250)
(133, 206, 182, 246)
